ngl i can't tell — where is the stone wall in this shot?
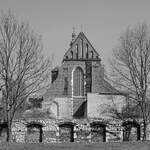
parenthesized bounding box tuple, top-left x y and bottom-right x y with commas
(9, 118, 124, 143)
(0, 118, 146, 143)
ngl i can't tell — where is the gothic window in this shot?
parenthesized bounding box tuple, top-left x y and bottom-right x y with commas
(91, 51, 94, 58)
(51, 68, 59, 83)
(86, 44, 89, 58)
(70, 51, 73, 59)
(81, 39, 84, 58)
(76, 44, 78, 59)
(73, 67, 84, 96)
(63, 77, 68, 95)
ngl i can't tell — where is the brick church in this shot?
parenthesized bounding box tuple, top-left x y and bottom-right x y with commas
(0, 31, 142, 143)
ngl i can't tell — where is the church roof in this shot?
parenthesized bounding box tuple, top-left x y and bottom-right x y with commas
(63, 32, 101, 62)
(99, 79, 126, 95)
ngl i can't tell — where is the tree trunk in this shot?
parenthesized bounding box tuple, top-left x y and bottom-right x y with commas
(6, 121, 12, 142)
(6, 112, 12, 142)
(142, 121, 147, 141)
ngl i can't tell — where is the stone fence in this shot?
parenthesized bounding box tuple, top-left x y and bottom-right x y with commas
(0, 118, 148, 143)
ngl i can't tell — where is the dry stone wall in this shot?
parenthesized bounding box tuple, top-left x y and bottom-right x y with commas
(8, 118, 130, 143)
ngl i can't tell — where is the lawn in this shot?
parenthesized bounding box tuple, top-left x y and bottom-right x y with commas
(0, 141, 150, 150)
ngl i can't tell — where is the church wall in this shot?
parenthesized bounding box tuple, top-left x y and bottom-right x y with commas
(62, 61, 86, 96)
(92, 61, 104, 93)
(44, 61, 86, 100)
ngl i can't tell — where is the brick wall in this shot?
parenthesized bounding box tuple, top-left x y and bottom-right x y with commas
(43, 59, 105, 119)
(44, 61, 85, 99)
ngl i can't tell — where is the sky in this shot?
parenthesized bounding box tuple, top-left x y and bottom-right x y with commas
(0, 0, 150, 69)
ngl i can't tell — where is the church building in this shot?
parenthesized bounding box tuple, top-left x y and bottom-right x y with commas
(0, 31, 142, 143)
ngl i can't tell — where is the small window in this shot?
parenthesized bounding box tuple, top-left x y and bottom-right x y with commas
(70, 51, 73, 59)
(81, 39, 83, 58)
(91, 51, 94, 58)
(86, 44, 88, 58)
(76, 44, 78, 59)
(63, 77, 68, 95)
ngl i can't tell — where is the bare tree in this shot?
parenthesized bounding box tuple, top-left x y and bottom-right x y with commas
(110, 23, 150, 140)
(0, 11, 51, 142)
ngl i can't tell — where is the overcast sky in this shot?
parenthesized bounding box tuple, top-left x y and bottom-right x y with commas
(1, 0, 150, 69)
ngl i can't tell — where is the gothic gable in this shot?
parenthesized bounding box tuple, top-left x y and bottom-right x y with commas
(63, 32, 101, 62)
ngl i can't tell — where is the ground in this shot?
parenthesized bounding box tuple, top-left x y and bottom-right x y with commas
(0, 142, 150, 150)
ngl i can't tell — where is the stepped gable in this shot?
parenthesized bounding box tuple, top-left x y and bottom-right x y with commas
(63, 32, 101, 62)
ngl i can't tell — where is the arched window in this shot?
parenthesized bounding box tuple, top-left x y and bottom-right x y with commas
(86, 44, 89, 58)
(63, 77, 68, 95)
(50, 102, 59, 118)
(70, 51, 73, 59)
(73, 67, 84, 96)
(76, 44, 78, 59)
(81, 39, 84, 58)
(91, 51, 94, 58)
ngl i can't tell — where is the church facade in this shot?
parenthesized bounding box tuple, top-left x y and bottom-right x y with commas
(0, 32, 143, 143)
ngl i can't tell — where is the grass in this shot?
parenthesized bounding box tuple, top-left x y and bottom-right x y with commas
(0, 141, 150, 150)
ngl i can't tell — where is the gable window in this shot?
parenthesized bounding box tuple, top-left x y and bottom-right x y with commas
(81, 39, 84, 58)
(76, 44, 78, 59)
(91, 51, 94, 58)
(70, 51, 73, 59)
(86, 44, 89, 58)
